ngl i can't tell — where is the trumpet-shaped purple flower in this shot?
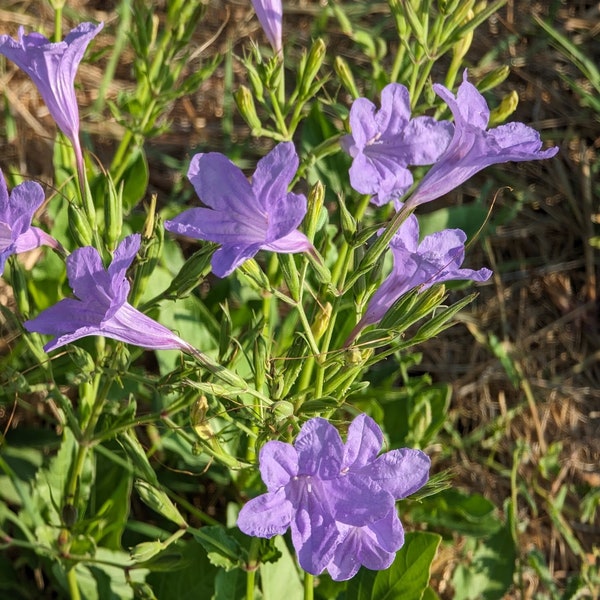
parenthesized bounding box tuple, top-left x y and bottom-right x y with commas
(237, 414, 430, 580)
(341, 83, 453, 206)
(24, 234, 194, 353)
(165, 142, 312, 278)
(408, 71, 559, 207)
(349, 215, 492, 339)
(251, 0, 283, 54)
(0, 170, 59, 275)
(0, 22, 103, 171)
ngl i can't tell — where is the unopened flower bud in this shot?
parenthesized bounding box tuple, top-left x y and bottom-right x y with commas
(300, 38, 326, 99)
(334, 56, 359, 99)
(477, 65, 510, 93)
(104, 175, 123, 251)
(235, 85, 262, 133)
(166, 245, 214, 299)
(489, 90, 519, 126)
(68, 202, 94, 247)
(246, 63, 265, 102)
(239, 258, 271, 291)
(305, 181, 325, 240)
(190, 396, 214, 441)
(338, 194, 357, 243)
(311, 301, 331, 341)
(129, 195, 164, 306)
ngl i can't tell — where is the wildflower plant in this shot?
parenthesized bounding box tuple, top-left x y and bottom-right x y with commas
(0, 1, 561, 599)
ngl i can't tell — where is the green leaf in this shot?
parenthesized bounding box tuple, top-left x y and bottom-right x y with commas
(147, 540, 216, 599)
(214, 568, 247, 600)
(346, 567, 377, 600)
(191, 526, 243, 571)
(411, 489, 502, 537)
(452, 520, 516, 600)
(261, 536, 303, 600)
(371, 532, 441, 600)
(119, 148, 149, 212)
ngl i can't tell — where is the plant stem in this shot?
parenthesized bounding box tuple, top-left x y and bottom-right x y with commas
(304, 572, 314, 600)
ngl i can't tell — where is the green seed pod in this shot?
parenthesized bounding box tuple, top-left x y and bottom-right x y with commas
(68, 202, 94, 247)
(234, 85, 262, 133)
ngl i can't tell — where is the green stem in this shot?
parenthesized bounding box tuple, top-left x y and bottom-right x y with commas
(246, 537, 260, 600)
(303, 572, 314, 600)
(53, 5, 63, 42)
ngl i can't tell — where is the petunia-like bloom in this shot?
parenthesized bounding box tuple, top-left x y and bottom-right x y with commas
(407, 71, 559, 208)
(341, 83, 454, 207)
(0, 22, 103, 174)
(348, 215, 492, 341)
(24, 234, 195, 353)
(0, 169, 60, 275)
(251, 0, 283, 54)
(165, 142, 312, 278)
(237, 414, 430, 580)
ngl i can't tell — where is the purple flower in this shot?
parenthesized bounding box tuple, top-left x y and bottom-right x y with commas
(24, 234, 194, 353)
(165, 142, 312, 278)
(251, 0, 283, 54)
(0, 170, 60, 275)
(408, 71, 559, 207)
(0, 22, 103, 171)
(237, 414, 430, 580)
(350, 215, 492, 338)
(341, 83, 453, 206)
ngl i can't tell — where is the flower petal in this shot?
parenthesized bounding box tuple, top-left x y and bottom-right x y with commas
(259, 441, 298, 491)
(370, 449, 431, 499)
(253, 142, 299, 213)
(187, 152, 256, 218)
(237, 488, 293, 538)
(343, 413, 383, 469)
(294, 418, 343, 478)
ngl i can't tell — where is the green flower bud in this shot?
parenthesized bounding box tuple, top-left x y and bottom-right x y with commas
(129, 194, 163, 306)
(338, 194, 357, 243)
(104, 175, 123, 251)
(305, 181, 325, 240)
(489, 90, 519, 126)
(300, 38, 326, 99)
(239, 258, 271, 291)
(311, 301, 332, 341)
(68, 202, 94, 247)
(234, 85, 262, 133)
(477, 65, 510, 93)
(134, 480, 187, 527)
(165, 245, 214, 300)
(334, 56, 359, 99)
